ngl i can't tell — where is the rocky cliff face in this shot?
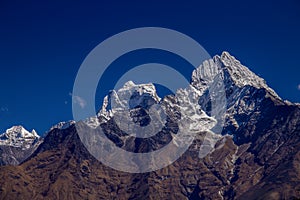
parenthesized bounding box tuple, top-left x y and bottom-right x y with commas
(0, 52, 299, 200)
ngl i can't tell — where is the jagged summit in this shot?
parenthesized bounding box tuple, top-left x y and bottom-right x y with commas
(192, 51, 280, 100)
(98, 81, 161, 121)
(219, 51, 278, 95)
(115, 81, 161, 103)
(0, 125, 39, 148)
(49, 120, 76, 132)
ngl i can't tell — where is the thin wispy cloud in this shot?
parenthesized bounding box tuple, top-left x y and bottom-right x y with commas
(298, 84, 300, 91)
(0, 107, 8, 112)
(69, 93, 86, 109)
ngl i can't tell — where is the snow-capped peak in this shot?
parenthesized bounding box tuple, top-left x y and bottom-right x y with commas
(4, 126, 39, 139)
(220, 51, 280, 99)
(98, 81, 161, 121)
(218, 52, 267, 88)
(49, 120, 75, 132)
(117, 81, 161, 102)
(192, 51, 280, 99)
(0, 125, 40, 148)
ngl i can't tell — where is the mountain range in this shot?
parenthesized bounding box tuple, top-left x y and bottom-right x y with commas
(0, 51, 299, 199)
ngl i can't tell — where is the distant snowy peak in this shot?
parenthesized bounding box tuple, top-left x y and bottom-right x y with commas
(0, 125, 40, 148)
(4, 126, 39, 139)
(192, 51, 280, 99)
(49, 120, 75, 132)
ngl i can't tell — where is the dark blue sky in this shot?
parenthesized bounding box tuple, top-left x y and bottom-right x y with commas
(0, 0, 299, 134)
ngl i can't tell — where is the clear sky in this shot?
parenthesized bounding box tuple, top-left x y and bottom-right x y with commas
(0, 0, 299, 134)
